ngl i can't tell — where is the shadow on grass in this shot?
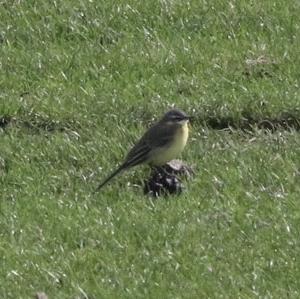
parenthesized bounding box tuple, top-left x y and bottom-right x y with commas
(201, 115, 300, 132)
(202, 112, 300, 132)
(0, 114, 80, 133)
(1, 111, 300, 134)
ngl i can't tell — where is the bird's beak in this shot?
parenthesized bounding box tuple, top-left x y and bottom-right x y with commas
(179, 116, 191, 125)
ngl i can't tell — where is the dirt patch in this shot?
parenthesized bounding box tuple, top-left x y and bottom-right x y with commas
(243, 55, 279, 79)
(0, 116, 12, 129)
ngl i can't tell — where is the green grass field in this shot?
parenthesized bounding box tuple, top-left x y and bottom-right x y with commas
(1, 0, 300, 298)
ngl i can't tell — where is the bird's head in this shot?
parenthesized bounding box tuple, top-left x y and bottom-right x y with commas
(161, 109, 190, 125)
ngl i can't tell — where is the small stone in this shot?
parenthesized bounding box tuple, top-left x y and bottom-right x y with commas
(35, 292, 48, 299)
(144, 160, 194, 197)
(165, 159, 195, 177)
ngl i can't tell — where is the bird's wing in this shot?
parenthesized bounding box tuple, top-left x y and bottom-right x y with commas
(123, 122, 178, 168)
(123, 142, 151, 168)
(145, 122, 178, 148)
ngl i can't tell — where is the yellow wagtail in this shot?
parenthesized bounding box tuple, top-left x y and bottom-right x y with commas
(95, 109, 190, 191)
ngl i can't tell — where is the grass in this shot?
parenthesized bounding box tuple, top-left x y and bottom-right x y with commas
(1, 0, 300, 298)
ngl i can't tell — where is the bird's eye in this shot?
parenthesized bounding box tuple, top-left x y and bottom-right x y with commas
(172, 115, 183, 121)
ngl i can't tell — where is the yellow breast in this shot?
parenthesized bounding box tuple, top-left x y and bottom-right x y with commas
(150, 122, 189, 166)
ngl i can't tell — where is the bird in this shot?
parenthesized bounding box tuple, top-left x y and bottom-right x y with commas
(95, 109, 190, 191)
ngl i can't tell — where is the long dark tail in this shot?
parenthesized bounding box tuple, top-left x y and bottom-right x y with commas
(94, 165, 125, 192)
(94, 144, 151, 192)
